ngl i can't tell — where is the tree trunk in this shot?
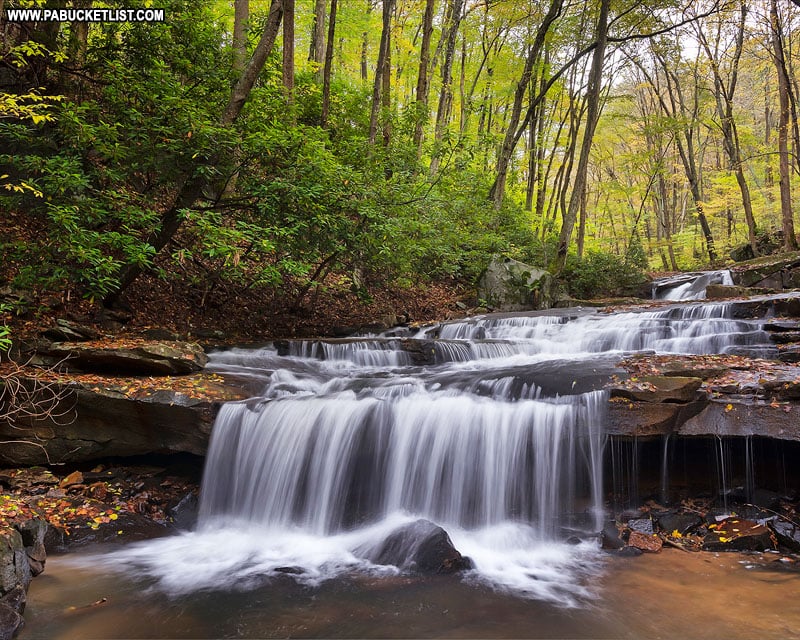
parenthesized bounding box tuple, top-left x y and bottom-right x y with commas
(695, 2, 757, 255)
(320, 0, 338, 128)
(106, 0, 284, 305)
(368, 0, 395, 146)
(382, 15, 392, 148)
(489, 0, 563, 208)
(282, 0, 295, 105)
(429, 0, 464, 176)
(771, 0, 798, 250)
(233, 0, 249, 73)
(412, 0, 435, 152)
(555, 0, 608, 273)
(309, 0, 326, 79)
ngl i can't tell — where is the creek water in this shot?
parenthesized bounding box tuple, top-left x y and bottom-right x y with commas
(25, 549, 800, 638)
(23, 288, 799, 637)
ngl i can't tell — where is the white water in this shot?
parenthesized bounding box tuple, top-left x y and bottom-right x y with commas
(85, 300, 773, 606)
(653, 269, 735, 300)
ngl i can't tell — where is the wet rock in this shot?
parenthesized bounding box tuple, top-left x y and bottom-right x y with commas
(769, 520, 800, 553)
(610, 376, 703, 404)
(627, 518, 655, 535)
(143, 328, 181, 341)
(764, 320, 800, 332)
(274, 566, 304, 575)
(613, 546, 643, 558)
(606, 399, 706, 438)
(366, 519, 472, 574)
(167, 492, 198, 530)
(627, 530, 662, 553)
(706, 285, 758, 299)
(14, 520, 47, 578)
(702, 518, 776, 552)
(679, 399, 800, 441)
(41, 341, 207, 375)
(601, 521, 625, 550)
(657, 513, 703, 536)
(0, 531, 30, 595)
(0, 603, 23, 640)
(0, 586, 25, 615)
(748, 489, 784, 511)
(778, 345, 800, 363)
(769, 331, 800, 344)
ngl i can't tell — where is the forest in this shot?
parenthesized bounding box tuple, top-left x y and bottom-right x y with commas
(2, 0, 800, 338)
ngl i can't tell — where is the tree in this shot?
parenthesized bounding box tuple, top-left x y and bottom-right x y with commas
(283, 0, 295, 104)
(368, 0, 395, 146)
(321, 0, 338, 128)
(695, 1, 758, 255)
(555, 0, 610, 273)
(769, 0, 798, 250)
(108, 0, 285, 304)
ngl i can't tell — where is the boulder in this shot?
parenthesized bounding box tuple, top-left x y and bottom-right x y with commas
(0, 604, 22, 640)
(657, 512, 703, 536)
(0, 531, 30, 595)
(477, 256, 555, 311)
(41, 341, 207, 375)
(627, 530, 662, 553)
(365, 519, 472, 574)
(601, 521, 625, 550)
(729, 251, 800, 288)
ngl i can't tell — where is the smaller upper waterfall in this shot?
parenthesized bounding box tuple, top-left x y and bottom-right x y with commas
(652, 270, 734, 300)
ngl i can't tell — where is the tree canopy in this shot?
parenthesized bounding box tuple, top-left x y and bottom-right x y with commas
(1, 0, 799, 328)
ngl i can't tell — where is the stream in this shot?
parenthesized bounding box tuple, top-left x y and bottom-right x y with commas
(22, 275, 800, 637)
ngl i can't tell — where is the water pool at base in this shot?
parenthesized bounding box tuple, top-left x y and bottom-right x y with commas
(24, 548, 800, 639)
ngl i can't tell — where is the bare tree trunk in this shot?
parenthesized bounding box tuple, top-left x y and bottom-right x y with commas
(360, 1, 371, 82)
(771, 0, 798, 250)
(489, 0, 563, 208)
(368, 0, 394, 146)
(233, 0, 249, 73)
(555, 0, 608, 273)
(321, 0, 337, 128)
(282, 0, 295, 105)
(309, 0, 326, 79)
(382, 14, 392, 148)
(695, 2, 757, 255)
(429, 0, 464, 176)
(412, 0, 436, 152)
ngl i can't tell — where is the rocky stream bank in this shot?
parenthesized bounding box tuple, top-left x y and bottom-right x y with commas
(3, 254, 800, 637)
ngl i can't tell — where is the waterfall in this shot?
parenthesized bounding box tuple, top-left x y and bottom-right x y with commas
(652, 269, 734, 300)
(100, 299, 777, 604)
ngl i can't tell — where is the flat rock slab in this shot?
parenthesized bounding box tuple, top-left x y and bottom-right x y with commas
(702, 518, 776, 552)
(610, 376, 702, 403)
(679, 399, 800, 441)
(43, 341, 207, 375)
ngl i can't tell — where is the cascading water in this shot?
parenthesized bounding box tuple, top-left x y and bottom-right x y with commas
(652, 269, 735, 300)
(101, 300, 774, 605)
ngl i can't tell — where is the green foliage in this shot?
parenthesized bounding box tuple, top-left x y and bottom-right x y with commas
(562, 249, 648, 299)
